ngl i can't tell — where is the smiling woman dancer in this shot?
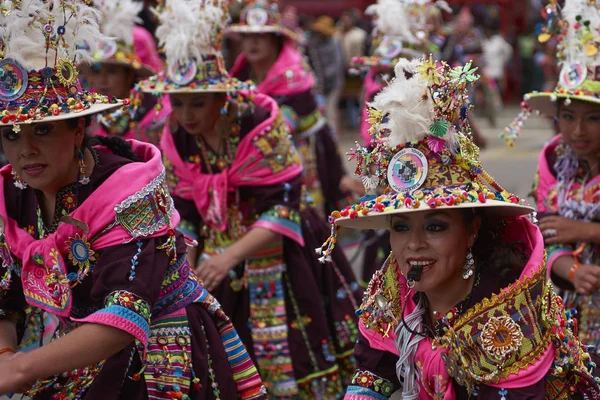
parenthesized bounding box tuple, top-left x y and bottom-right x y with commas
(317, 57, 600, 399)
(138, 0, 359, 397)
(0, 1, 264, 398)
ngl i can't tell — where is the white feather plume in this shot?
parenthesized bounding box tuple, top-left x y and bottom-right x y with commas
(561, 0, 600, 66)
(155, 0, 228, 69)
(2, 0, 104, 70)
(370, 58, 433, 148)
(94, 0, 143, 46)
(366, 0, 416, 43)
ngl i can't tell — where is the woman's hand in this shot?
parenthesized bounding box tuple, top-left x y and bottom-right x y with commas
(195, 251, 240, 291)
(539, 216, 598, 244)
(0, 352, 35, 395)
(572, 264, 600, 295)
(339, 175, 366, 197)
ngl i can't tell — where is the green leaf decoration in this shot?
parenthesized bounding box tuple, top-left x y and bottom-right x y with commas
(429, 120, 449, 138)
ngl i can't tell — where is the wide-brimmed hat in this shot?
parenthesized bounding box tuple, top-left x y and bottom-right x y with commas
(138, 0, 254, 94)
(88, 0, 156, 77)
(351, 0, 451, 72)
(317, 57, 532, 259)
(503, 0, 600, 143)
(0, 0, 123, 131)
(227, 0, 299, 42)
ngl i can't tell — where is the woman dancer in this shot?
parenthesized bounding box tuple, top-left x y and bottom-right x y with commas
(84, 0, 170, 146)
(0, 1, 263, 398)
(228, 0, 364, 218)
(138, 0, 360, 397)
(504, 0, 600, 351)
(318, 57, 600, 398)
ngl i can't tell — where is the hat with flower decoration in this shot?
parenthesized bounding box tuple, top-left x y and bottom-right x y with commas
(316, 57, 533, 260)
(89, 0, 155, 77)
(502, 0, 600, 145)
(351, 0, 451, 73)
(137, 0, 255, 94)
(227, 0, 299, 42)
(0, 0, 123, 131)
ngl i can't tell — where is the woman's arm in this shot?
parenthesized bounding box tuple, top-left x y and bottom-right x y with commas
(552, 255, 600, 295)
(0, 323, 133, 395)
(195, 227, 278, 291)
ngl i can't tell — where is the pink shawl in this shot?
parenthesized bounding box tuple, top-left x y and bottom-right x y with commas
(230, 42, 315, 97)
(360, 69, 383, 146)
(92, 96, 172, 144)
(160, 92, 303, 234)
(535, 135, 561, 214)
(359, 217, 554, 398)
(0, 141, 179, 317)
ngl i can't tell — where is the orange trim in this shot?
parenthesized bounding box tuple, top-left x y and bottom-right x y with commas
(0, 347, 15, 356)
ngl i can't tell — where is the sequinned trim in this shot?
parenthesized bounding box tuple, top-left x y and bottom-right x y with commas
(252, 205, 303, 245)
(114, 168, 175, 238)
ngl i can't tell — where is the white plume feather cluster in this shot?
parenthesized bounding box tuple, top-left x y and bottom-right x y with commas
(370, 58, 434, 148)
(561, 0, 600, 66)
(155, 0, 228, 69)
(2, 0, 103, 70)
(94, 0, 143, 46)
(366, 0, 416, 43)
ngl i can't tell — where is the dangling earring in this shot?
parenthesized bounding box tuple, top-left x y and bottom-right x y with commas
(78, 148, 90, 185)
(462, 248, 475, 280)
(11, 169, 27, 189)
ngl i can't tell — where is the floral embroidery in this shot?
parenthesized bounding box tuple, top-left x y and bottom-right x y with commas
(105, 290, 151, 321)
(62, 191, 77, 210)
(350, 370, 394, 397)
(65, 234, 96, 286)
(480, 316, 524, 361)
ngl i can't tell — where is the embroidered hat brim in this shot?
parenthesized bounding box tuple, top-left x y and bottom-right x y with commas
(334, 198, 534, 230)
(137, 73, 254, 94)
(91, 59, 156, 78)
(0, 101, 124, 127)
(525, 91, 600, 117)
(227, 24, 299, 42)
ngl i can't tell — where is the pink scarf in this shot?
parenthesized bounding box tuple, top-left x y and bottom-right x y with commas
(359, 217, 554, 398)
(360, 69, 383, 146)
(160, 92, 303, 233)
(230, 42, 315, 97)
(0, 141, 179, 317)
(92, 96, 172, 144)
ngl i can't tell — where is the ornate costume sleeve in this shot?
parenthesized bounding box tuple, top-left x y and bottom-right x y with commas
(0, 237, 26, 318)
(72, 235, 180, 347)
(344, 333, 400, 399)
(245, 175, 304, 245)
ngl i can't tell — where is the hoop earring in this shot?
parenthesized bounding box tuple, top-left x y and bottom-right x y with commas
(11, 169, 27, 189)
(78, 148, 90, 185)
(462, 248, 475, 280)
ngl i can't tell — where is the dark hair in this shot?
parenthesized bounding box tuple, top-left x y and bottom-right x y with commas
(462, 209, 529, 281)
(66, 116, 140, 161)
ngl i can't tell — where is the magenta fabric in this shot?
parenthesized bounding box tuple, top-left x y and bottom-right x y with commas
(360, 69, 383, 146)
(0, 141, 179, 317)
(133, 26, 164, 74)
(230, 42, 315, 96)
(160, 92, 304, 235)
(535, 135, 561, 214)
(92, 95, 172, 144)
(358, 216, 553, 398)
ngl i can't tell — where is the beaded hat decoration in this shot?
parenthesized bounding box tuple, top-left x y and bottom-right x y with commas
(351, 0, 451, 73)
(0, 0, 123, 131)
(227, 0, 299, 42)
(317, 57, 532, 260)
(138, 0, 255, 94)
(503, 0, 600, 144)
(89, 0, 155, 77)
